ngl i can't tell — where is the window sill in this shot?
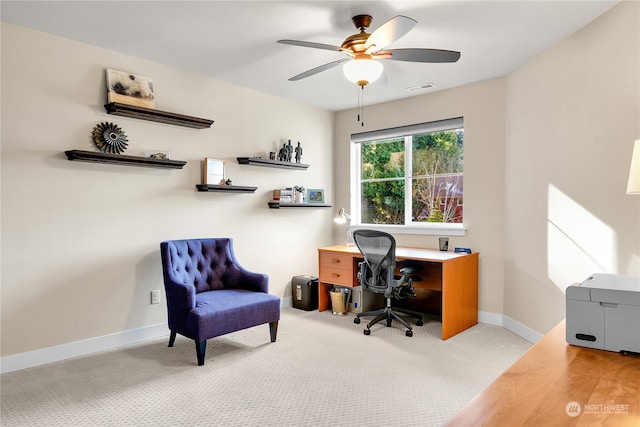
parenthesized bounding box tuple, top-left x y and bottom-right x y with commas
(350, 223, 466, 237)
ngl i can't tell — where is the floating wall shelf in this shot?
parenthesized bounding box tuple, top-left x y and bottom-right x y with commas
(196, 184, 257, 193)
(104, 102, 214, 129)
(268, 202, 333, 209)
(65, 150, 187, 169)
(237, 157, 309, 170)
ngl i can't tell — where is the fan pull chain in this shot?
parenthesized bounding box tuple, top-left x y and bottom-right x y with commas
(356, 84, 361, 124)
(357, 84, 365, 127)
(361, 85, 364, 127)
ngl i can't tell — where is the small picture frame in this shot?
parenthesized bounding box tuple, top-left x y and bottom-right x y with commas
(203, 158, 225, 185)
(307, 189, 324, 203)
(106, 69, 155, 108)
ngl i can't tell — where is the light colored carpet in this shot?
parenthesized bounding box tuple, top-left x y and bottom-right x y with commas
(1, 308, 531, 426)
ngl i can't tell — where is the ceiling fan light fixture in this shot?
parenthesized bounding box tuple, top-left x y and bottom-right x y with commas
(343, 59, 383, 86)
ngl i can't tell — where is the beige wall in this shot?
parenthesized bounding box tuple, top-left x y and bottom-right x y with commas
(504, 0, 640, 333)
(1, 23, 334, 357)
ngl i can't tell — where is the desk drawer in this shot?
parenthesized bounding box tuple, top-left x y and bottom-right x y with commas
(319, 252, 352, 271)
(319, 251, 353, 286)
(319, 266, 353, 286)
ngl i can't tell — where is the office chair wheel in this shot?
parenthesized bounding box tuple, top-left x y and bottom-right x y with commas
(406, 330, 413, 337)
(364, 328, 371, 336)
(354, 317, 361, 324)
(416, 319, 424, 326)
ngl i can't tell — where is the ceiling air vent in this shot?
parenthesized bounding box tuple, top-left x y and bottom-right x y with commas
(406, 82, 435, 92)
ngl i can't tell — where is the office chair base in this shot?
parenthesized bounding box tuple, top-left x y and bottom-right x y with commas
(361, 327, 412, 336)
(354, 306, 423, 337)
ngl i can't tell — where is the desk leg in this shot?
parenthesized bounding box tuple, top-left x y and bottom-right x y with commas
(441, 253, 479, 340)
(318, 282, 331, 312)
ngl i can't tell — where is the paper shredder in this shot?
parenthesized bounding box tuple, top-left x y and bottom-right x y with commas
(291, 275, 318, 311)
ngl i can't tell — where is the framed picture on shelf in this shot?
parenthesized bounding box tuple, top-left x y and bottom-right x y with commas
(307, 188, 324, 203)
(106, 69, 155, 108)
(203, 158, 225, 185)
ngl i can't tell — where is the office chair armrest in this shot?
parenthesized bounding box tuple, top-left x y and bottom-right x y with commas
(399, 266, 417, 276)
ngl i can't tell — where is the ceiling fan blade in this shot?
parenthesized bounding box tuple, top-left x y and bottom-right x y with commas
(378, 48, 461, 63)
(288, 58, 351, 81)
(277, 39, 343, 52)
(364, 15, 416, 53)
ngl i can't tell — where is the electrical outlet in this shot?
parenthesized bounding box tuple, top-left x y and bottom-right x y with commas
(151, 290, 161, 305)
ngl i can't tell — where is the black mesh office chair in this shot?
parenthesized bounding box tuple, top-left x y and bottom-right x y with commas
(353, 229, 423, 337)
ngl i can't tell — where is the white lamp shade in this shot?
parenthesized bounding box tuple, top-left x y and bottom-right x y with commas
(627, 139, 640, 194)
(334, 216, 346, 224)
(334, 208, 351, 223)
(343, 59, 383, 86)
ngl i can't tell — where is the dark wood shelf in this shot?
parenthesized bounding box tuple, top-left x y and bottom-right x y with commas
(268, 201, 333, 209)
(196, 184, 257, 193)
(65, 150, 187, 169)
(237, 157, 309, 170)
(104, 102, 214, 129)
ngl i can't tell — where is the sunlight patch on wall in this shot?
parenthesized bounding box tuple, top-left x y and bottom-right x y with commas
(547, 184, 616, 291)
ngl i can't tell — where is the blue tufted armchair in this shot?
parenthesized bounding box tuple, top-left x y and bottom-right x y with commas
(160, 238, 280, 365)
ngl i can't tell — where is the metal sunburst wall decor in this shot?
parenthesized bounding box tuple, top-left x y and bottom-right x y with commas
(92, 122, 129, 154)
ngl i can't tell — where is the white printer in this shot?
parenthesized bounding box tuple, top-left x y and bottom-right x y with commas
(566, 273, 640, 353)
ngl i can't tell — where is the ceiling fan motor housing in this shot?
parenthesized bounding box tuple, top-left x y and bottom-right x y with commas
(341, 15, 374, 54)
(341, 33, 370, 53)
(352, 14, 373, 30)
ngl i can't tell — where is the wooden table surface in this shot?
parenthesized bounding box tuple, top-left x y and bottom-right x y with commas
(444, 319, 640, 426)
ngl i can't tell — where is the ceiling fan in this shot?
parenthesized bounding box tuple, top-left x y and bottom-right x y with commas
(277, 14, 461, 86)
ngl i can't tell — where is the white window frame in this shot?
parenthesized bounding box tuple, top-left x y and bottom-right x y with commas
(349, 117, 466, 236)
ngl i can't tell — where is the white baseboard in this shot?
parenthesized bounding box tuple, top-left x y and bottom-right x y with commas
(1, 323, 169, 374)
(477, 310, 504, 326)
(502, 315, 544, 343)
(478, 311, 543, 344)
(281, 295, 293, 308)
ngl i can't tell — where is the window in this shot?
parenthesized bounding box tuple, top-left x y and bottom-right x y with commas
(351, 117, 464, 234)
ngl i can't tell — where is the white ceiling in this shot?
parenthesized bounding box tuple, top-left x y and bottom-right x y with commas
(1, 1, 619, 112)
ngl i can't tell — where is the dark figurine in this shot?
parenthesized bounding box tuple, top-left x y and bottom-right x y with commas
(286, 140, 293, 162)
(295, 142, 302, 163)
(278, 143, 288, 162)
(225, 179, 232, 186)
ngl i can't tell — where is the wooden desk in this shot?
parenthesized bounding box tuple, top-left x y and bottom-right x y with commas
(444, 320, 640, 426)
(317, 245, 479, 340)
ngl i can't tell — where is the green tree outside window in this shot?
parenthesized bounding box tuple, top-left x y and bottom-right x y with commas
(359, 128, 463, 225)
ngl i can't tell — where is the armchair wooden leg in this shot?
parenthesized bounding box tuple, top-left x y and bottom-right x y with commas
(269, 321, 279, 342)
(196, 340, 206, 366)
(168, 331, 177, 347)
